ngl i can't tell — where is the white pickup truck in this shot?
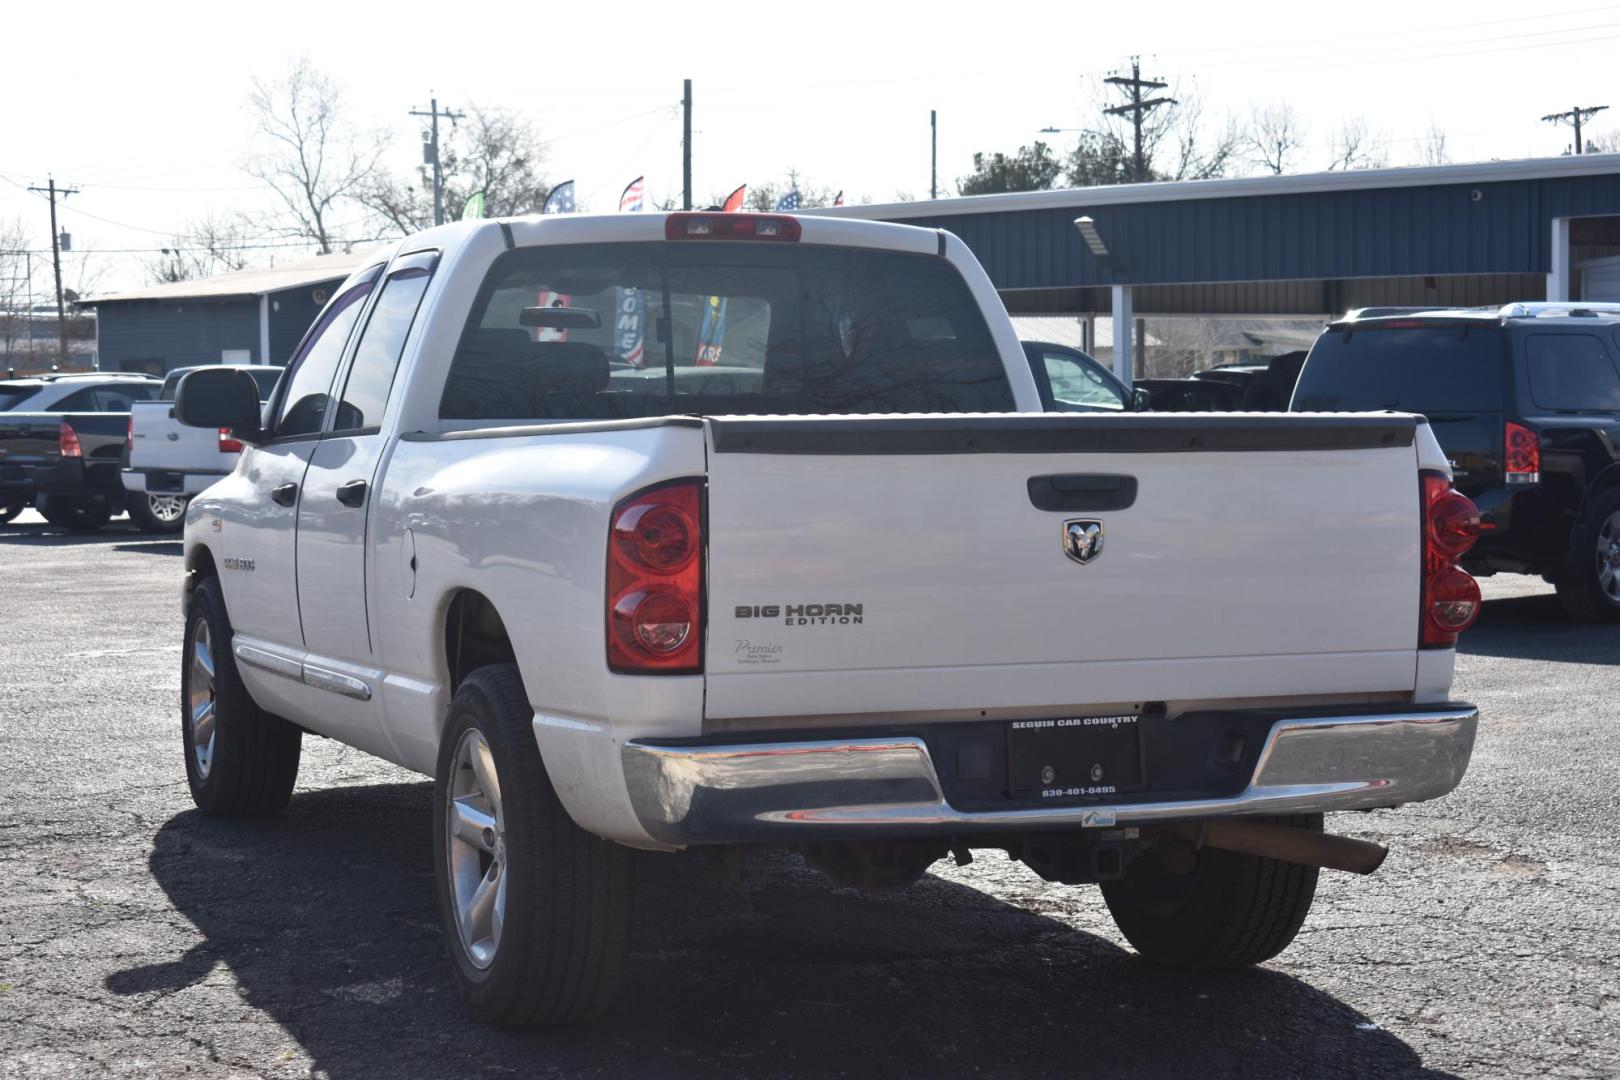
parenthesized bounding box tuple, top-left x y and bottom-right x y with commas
(172, 212, 1483, 1027)
(121, 365, 283, 532)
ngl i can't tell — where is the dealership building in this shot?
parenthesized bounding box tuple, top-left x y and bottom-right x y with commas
(822, 153, 1620, 378)
(81, 155, 1620, 379)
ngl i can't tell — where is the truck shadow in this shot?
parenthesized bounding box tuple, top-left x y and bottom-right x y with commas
(1458, 592, 1620, 665)
(0, 520, 148, 546)
(113, 783, 1456, 1080)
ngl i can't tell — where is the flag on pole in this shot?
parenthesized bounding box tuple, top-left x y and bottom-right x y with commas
(616, 177, 646, 367)
(774, 190, 801, 211)
(833, 190, 845, 207)
(695, 295, 727, 366)
(695, 186, 745, 366)
(619, 176, 645, 212)
(542, 180, 576, 215)
(461, 191, 486, 220)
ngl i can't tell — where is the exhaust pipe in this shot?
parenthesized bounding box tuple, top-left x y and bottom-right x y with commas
(1170, 819, 1388, 875)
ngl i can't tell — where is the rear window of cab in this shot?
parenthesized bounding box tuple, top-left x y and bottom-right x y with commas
(439, 241, 1014, 422)
(1291, 324, 1506, 413)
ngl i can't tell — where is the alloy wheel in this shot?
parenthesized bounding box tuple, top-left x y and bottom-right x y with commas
(187, 619, 217, 778)
(1598, 510, 1620, 603)
(445, 728, 507, 970)
(148, 494, 187, 524)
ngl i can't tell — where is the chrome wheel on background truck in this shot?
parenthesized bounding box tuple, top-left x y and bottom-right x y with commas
(1557, 493, 1620, 622)
(128, 492, 189, 533)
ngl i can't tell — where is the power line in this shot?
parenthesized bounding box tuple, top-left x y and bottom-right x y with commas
(1542, 104, 1610, 153)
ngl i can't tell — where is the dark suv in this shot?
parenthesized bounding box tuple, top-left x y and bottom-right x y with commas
(1291, 303, 1620, 621)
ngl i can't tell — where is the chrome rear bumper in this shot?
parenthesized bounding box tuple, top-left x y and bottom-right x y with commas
(621, 707, 1478, 846)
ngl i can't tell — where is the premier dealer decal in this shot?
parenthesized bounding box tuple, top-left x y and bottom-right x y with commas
(735, 603, 865, 626)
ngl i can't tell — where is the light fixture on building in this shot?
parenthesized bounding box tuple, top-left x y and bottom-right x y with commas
(1075, 216, 1117, 270)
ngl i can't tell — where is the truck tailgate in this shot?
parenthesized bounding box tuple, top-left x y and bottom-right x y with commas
(128, 401, 221, 470)
(702, 414, 1423, 722)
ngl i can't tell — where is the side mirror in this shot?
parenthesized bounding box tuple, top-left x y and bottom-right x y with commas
(175, 368, 264, 445)
(1132, 387, 1152, 412)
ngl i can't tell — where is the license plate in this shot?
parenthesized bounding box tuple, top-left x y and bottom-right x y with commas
(1007, 715, 1144, 799)
(149, 472, 183, 493)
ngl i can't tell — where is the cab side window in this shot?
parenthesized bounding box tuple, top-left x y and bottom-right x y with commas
(332, 265, 433, 432)
(274, 274, 378, 438)
(1525, 333, 1620, 412)
(1042, 349, 1127, 411)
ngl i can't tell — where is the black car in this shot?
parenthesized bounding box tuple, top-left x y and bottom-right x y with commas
(0, 374, 163, 528)
(1290, 303, 1620, 620)
(1020, 341, 1142, 411)
(1135, 378, 1245, 412)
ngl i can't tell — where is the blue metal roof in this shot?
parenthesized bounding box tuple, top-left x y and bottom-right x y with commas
(820, 157, 1620, 291)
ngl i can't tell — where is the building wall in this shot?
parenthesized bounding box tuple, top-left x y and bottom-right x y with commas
(267, 280, 341, 365)
(887, 175, 1620, 291)
(94, 299, 260, 373)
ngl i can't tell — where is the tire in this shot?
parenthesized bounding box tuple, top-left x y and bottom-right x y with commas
(40, 495, 112, 532)
(127, 492, 189, 534)
(432, 664, 632, 1027)
(0, 498, 21, 524)
(1101, 813, 1322, 969)
(1555, 488, 1620, 622)
(181, 577, 302, 816)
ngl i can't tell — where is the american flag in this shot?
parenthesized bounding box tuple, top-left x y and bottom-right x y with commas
(542, 180, 576, 214)
(619, 176, 645, 213)
(774, 190, 801, 211)
(721, 184, 747, 212)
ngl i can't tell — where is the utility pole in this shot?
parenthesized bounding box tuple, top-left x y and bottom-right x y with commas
(1104, 57, 1175, 182)
(682, 79, 693, 211)
(1541, 104, 1609, 154)
(27, 176, 78, 367)
(410, 96, 465, 225)
(930, 110, 938, 199)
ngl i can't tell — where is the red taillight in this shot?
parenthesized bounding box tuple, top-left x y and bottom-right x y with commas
(607, 480, 703, 673)
(219, 428, 244, 454)
(1504, 421, 1539, 484)
(58, 421, 82, 458)
(664, 212, 801, 242)
(1421, 471, 1481, 647)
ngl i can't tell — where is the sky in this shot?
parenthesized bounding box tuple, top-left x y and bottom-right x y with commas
(2, 0, 1617, 293)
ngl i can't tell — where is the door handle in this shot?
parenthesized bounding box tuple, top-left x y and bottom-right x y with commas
(336, 479, 368, 508)
(270, 482, 298, 507)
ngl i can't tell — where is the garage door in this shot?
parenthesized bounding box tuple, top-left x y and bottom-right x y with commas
(1581, 256, 1620, 302)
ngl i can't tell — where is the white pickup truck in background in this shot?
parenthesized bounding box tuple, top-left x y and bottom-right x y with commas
(171, 211, 1482, 1027)
(122, 365, 282, 532)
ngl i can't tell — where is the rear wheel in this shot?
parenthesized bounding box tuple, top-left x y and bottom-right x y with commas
(1101, 813, 1322, 969)
(432, 664, 632, 1027)
(127, 492, 189, 533)
(1556, 490, 1620, 622)
(182, 577, 302, 815)
(40, 495, 112, 532)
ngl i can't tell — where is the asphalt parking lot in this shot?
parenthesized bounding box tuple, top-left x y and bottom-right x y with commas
(1, 510, 1617, 1079)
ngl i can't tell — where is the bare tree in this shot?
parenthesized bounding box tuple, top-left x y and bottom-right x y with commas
(0, 218, 35, 369)
(746, 168, 839, 211)
(1246, 101, 1307, 175)
(245, 58, 388, 253)
(1328, 117, 1388, 171)
(1161, 96, 1244, 181)
(1415, 121, 1450, 166)
(143, 216, 253, 284)
(362, 106, 549, 233)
